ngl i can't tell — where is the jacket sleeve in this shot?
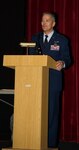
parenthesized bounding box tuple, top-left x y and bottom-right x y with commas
(60, 37, 71, 68)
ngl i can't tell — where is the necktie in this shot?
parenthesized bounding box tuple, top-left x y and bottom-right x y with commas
(44, 35, 48, 43)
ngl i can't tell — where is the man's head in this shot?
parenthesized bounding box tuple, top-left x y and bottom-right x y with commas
(41, 12, 56, 34)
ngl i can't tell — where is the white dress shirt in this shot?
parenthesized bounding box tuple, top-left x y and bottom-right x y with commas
(43, 30, 54, 42)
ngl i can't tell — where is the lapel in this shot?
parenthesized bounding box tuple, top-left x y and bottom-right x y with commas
(49, 31, 58, 44)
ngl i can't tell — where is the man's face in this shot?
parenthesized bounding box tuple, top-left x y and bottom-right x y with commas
(41, 14, 55, 34)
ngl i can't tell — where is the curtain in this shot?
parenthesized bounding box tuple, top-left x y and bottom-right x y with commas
(26, 0, 79, 143)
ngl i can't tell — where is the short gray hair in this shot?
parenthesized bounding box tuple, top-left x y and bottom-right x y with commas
(42, 12, 57, 22)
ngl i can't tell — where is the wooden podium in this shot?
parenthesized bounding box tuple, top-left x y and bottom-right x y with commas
(3, 55, 57, 150)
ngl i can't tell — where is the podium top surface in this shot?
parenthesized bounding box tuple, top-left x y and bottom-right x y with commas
(3, 55, 57, 69)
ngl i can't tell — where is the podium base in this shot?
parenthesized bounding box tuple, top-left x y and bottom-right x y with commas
(2, 148, 58, 150)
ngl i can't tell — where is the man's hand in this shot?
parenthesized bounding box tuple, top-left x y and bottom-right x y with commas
(56, 60, 65, 71)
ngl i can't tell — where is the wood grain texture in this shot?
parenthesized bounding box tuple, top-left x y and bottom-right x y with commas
(3, 55, 56, 150)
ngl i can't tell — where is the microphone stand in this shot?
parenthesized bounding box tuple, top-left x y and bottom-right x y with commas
(20, 42, 36, 54)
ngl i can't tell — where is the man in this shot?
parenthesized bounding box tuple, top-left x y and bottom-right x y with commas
(29, 12, 71, 148)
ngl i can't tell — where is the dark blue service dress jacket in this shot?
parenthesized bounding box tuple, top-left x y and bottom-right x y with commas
(29, 30, 71, 91)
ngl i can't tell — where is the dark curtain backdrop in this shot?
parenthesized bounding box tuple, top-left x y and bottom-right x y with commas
(0, 1, 26, 140)
(26, 0, 79, 143)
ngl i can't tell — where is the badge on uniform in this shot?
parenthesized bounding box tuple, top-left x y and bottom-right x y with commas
(50, 41, 60, 51)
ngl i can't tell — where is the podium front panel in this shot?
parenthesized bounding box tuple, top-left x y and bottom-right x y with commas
(13, 66, 49, 149)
